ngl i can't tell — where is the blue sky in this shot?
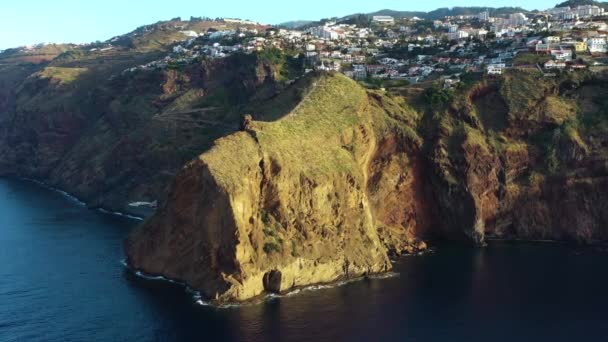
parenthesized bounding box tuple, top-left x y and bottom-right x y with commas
(1, 0, 559, 49)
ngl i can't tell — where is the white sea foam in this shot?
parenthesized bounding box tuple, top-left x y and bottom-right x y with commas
(20, 177, 145, 221)
(128, 201, 157, 208)
(21, 177, 87, 206)
(97, 208, 144, 221)
(128, 263, 403, 309)
(134, 271, 182, 284)
(276, 272, 400, 298)
(124, 262, 207, 304)
(122, 248, 421, 309)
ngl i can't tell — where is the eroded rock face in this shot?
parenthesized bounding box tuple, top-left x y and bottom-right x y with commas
(126, 71, 608, 303)
(126, 74, 428, 302)
(495, 165, 608, 242)
(367, 135, 433, 255)
(427, 71, 608, 245)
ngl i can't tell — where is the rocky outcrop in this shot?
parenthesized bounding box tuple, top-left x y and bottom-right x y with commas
(126, 73, 429, 302)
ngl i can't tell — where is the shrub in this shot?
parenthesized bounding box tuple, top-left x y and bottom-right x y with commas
(263, 242, 282, 254)
(424, 85, 454, 107)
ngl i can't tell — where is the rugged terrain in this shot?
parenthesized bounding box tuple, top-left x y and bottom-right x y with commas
(128, 69, 607, 303)
(423, 70, 608, 244)
(0, 19, 296, 213)
(1, 20, 607, 303)
(126, 73, 430, 301)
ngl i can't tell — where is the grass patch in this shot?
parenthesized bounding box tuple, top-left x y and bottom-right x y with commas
(37, 66, 88, 85)
(512, 53, 551, 66)
(200, 72, 418, 192)
(500, 69, 555, 120)
(543, 96, 577, 125)
(504, 140, 528, 153)
(462, 124, 490, 153)
(562, 120, 589, 153)
(253, 73, 371, 178)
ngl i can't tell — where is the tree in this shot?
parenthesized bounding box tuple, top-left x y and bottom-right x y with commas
(424, 85, 455, 107)
(353, 14, 371, 28)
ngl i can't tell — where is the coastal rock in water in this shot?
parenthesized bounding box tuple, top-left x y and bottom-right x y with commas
(263, 270, 282, 293)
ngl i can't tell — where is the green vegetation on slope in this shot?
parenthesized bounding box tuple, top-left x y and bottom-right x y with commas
(512, 53, 551, 67)
(555, 0, 608, 10)
(37, 67, 88, 85)
(254, 73, 367, 177)
(201, 72, 421, 189)
(500, 69, 554, 120)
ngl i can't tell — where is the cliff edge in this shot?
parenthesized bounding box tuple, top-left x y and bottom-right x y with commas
(126, 73, 430, 302)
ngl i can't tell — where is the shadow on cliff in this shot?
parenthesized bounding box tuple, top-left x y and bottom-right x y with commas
(0, 51, 306, 212)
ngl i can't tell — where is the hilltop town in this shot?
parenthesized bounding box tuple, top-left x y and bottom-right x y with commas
(112, 4, 608, 87)
(4, 4, 607, 90)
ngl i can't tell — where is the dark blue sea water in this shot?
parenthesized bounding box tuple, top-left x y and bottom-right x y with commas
(1, 177, 607, 342)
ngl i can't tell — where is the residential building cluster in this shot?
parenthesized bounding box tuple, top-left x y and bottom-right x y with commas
(115, 10, 607, 81)
(549, 5, 605, 20)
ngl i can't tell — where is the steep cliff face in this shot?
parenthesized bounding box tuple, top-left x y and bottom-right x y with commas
(126, 73, 429, 301)
(126, 70, 608, 302)
(426, 70, 608, 244)
(0, 46, 294, 213)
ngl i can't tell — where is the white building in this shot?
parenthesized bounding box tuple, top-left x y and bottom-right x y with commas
(508, 13, 528, 26)
(223, 18, 261, 25)
(487, 63, 506, 75)
(352, 64, 367, 79)
(449, 31, 470, 40)
(372, 16, 395, 24)
(180, 30, 199, 38)
(173, 45, 188, 54)
(478, 11, 490, 21)
(551, 5, 604, 20)
(588, 38, 607, 53)
(544, 36, 561, 44)
(476, 29, 489, 38)
(309, 26, 346, 40)
(551, 49, 573, 61)
(576, 5, 604, 18)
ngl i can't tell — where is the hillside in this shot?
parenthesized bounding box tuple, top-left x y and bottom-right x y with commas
(343, 6, 530, 21)
(1, 15, 607, 305)
(278, 5, 531, 30)
(277, 20, 315, 29)
(0, 19, 292, 215)
(421, 69, 608, 244)
(555, 0, 608, 10)
(125, 69, 608, 303)
(126, 72, 430, 302)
